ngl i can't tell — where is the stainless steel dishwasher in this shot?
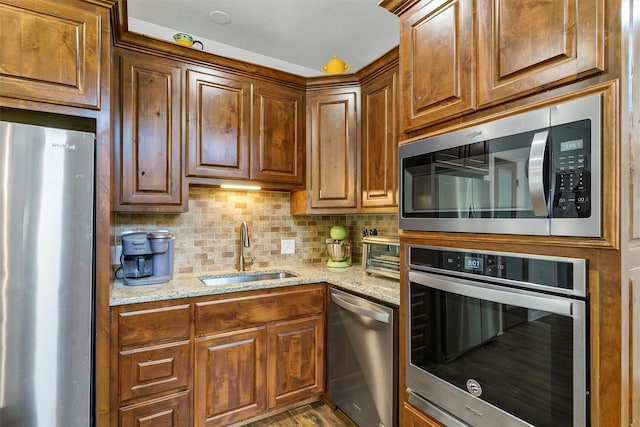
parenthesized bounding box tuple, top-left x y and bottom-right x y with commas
(328, 288, 398, 427)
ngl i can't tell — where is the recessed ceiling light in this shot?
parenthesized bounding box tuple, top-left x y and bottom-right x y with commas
(210, 10, 231, 25)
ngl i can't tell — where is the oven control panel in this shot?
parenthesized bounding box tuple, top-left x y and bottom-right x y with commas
(409, 246, 586, 295)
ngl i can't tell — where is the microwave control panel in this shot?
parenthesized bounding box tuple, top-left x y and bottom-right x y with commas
(551, 119, 592, 218)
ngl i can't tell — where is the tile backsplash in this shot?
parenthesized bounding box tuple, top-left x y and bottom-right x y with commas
(113, 187, 398, 275)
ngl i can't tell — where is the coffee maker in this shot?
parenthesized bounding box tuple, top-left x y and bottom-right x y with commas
(121, 230, 175, 285)
(326, 225, 352, 268)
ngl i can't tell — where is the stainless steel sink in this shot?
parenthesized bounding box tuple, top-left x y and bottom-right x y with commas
(200, 270, 298, 286)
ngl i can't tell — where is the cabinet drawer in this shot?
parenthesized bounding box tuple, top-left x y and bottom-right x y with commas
(118, 304, 191, 348)
(195, 285, 324, 336)
(119, 341, 191, 402)
(119, 390, 191, 427)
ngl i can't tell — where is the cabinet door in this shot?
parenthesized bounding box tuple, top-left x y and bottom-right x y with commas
(477, 0, 604, 106)
(267, 316, 325, 408)
(307, 88, 359, 210)
(119, 391, 191, 427)
(402, 402, 445, 427)
(0, 0, 100, 108)
(400, 0, 475, 131)
(194, 328, 267, 426)
(186, 69, 251, 180)
(117, 53, 185, 211)
(361, 68, 398, 211)
(251, 83, 304, 186)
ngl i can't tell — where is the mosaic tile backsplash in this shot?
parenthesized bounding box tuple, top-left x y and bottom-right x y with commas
(113, 187, 399, 275)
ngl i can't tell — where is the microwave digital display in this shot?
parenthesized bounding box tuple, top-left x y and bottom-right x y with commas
(560, 139, 584, 152)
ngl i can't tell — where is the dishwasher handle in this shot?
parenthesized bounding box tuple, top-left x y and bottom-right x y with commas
(331, 293, 390, 323)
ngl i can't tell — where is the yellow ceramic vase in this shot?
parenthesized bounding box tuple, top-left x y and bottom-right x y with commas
(321, 55, 351, 75)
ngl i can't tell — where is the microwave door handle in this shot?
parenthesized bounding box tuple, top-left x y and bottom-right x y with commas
(331, 293, 390, 323)
(528, 130, 550, 216)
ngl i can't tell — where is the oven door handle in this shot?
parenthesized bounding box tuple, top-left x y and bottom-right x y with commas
(528, 130, 550, 217)
(409, 270, 574, 316)
(331, 293, 390, 323)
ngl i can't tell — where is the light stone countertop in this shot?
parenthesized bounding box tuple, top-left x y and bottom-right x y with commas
(110, 264, 400, 307)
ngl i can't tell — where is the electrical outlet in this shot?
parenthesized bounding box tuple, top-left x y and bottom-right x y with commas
(281, 239, 295, 254)
(112, 245, 122, 265)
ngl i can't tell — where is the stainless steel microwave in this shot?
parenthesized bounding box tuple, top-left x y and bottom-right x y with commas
(399, 94, 601, 237)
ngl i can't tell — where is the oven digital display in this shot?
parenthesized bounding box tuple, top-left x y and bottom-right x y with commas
(464, 255, 483, 272)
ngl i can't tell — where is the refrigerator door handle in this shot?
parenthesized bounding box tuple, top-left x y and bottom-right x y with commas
(331, 293, 390, 323)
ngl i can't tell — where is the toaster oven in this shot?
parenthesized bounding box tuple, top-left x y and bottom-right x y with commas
(362, 236, 400, 279)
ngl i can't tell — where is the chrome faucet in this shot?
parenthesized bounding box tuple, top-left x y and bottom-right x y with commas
(239, 221, 253, 271)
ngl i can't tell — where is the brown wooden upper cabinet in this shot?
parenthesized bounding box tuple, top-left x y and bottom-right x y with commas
(399, 0, 475, 131)
(0, 0, 101, 109)
(186, 69, 304, 189)
(361, 67, 398, 212)
(251, 82, 305, 186)
(399, 0, 604, 131)
(293, 86, 360, 213)
(185, 68, 252, 181)
(114, 52, 186, 212)
(477, 0, 604, 107)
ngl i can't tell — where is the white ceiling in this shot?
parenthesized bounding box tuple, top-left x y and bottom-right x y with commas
(126, 0, 400, 77)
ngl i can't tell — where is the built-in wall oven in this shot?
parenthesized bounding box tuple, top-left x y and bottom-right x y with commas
(405, 245, 588, 427)
(399, 93, 601, 237)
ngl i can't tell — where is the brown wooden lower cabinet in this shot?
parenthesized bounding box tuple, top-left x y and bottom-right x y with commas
(403, 402, 445, 427)
(113, 303, 192, 427)
(194, 327, 268, 426)
(112, 284, 326, 427)
(119, 391, 191, 427)
(267, 316, 325, 408)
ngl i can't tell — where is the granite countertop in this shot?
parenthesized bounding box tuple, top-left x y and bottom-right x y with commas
(110, 264, 400, 307)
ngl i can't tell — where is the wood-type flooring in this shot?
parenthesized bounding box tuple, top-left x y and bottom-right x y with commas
(242, 401, 357, 427)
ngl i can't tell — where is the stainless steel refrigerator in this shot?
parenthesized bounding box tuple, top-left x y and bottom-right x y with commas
(0, 119, 95, 426)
